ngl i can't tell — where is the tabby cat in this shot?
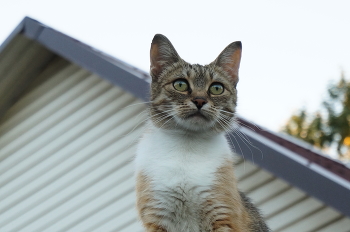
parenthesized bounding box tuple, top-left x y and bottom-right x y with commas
(135, 34, 270, 232)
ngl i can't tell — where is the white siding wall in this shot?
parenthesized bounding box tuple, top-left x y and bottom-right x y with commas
(235, 159, 350, 232)
(0, 58, 349, 232)
(0, 35, 54, 120)
(0, 60, 146, 232)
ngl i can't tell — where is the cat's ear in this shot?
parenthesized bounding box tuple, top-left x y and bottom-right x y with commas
(211, 41, 242, 84)
(150, 34, 181, 80)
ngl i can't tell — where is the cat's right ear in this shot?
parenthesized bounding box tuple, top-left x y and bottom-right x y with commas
(150, 34, 181, 81)
(211, 41, 242, 85)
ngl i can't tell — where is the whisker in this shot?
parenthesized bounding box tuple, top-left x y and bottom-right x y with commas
(238, 119, 263, 131)
(153, 114, 173, 125)
(126, 109, 175, 134)
(158, 114, 175, 130)
(216, 113, 264, 162)
(233, 127, 264, 162)
(121, 101, 154, 109)
(218, 118, 244, 157)
(221, 117, 256, 160)
(217, 109, 235, 116)
(234, 120, 259, 132)
(206, 111, 247, 161)
(219, 115, 263, 158)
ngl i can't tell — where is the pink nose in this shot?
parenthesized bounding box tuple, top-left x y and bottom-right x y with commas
(192, 98, 207, 109)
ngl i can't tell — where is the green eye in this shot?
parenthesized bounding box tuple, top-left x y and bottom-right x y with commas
(173, 79, 189, 92)
(209, 83, 224, 95)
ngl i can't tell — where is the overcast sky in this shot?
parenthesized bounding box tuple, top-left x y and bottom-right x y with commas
(1, 0, 350, 132)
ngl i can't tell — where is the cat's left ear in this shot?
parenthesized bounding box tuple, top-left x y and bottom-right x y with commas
(150, 34, 181, 81)
(211, 41, 242, 84)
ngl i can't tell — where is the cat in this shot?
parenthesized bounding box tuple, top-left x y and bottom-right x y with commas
(135, 34, 270, 232)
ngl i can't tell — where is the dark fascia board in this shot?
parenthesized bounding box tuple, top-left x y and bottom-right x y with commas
(231, 120, 350, 218)
(18, 17, 151, 101)
(0, 19, 25, 54)
(1, 17, 350, 218)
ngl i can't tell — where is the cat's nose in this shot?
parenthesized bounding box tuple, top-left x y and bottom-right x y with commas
(192, 98, 207, 109)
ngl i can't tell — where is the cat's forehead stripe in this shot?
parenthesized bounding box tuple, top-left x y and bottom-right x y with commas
(183, 64, 211, 88)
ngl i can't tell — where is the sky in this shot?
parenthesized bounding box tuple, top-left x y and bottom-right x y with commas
(1, 0, 350, 132)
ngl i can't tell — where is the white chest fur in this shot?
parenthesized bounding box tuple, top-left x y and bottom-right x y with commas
(135, 124, 233, 231)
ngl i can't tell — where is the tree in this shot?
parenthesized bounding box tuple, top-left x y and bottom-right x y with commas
(282, 73, 350, 161)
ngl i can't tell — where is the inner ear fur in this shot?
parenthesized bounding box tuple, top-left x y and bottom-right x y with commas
(150, 34, 181, 80)
(212, 41, 242, 84)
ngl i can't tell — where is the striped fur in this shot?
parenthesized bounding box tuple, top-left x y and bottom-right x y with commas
(135, 34, 270, 231)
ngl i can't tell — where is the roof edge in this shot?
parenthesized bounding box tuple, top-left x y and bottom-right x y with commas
(233, 119, 350, 217)
(237, 118, 350, 182)
(0, 18, 26, 54)
(17, 17, 151, 101)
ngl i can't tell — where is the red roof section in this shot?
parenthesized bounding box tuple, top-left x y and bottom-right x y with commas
(238, 118, 350, 182)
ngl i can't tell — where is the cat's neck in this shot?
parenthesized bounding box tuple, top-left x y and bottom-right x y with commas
(145, 120, 225, 139)
(137, 121, 232, 165)
(136, 121, 232, 173)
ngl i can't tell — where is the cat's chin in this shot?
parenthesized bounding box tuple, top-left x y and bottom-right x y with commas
(186, 112, 208, 121)
(174, 115, 215, 132)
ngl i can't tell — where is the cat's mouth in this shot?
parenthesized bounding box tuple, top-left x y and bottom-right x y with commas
(186, 111, 209, 121)
(176, 110, 215, 131)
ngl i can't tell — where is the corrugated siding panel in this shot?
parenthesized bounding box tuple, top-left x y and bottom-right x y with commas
(318, 217, 350, 232)
(235, 159, 350, 232)
(281, 207, 341, 232)
(0, 55, 349, 231)
(0, 59, 146, 232)
(0, 35, 54, 120)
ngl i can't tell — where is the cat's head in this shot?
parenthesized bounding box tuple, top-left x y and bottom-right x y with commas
(149, 34, 241, 133)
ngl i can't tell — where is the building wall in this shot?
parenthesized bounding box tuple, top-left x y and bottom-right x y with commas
(0, 56, 349, 232)
(0, 34, 54, 121)
(235, 159, 350, 231)
(0, 58, 146, 232)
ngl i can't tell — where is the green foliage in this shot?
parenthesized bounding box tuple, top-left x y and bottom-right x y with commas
(283, 110, 326, 148)
(282, 73, 350, 160)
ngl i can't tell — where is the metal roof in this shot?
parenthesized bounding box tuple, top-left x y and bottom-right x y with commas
(1, 16, 350, 219)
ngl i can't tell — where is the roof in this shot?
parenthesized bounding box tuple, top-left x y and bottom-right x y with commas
(1, 16, 350, 218)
